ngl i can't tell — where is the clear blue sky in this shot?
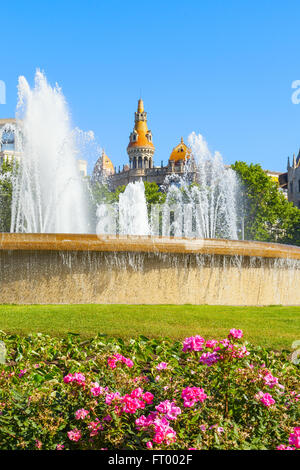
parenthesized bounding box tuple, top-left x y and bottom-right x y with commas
(1, 0, 300, 173)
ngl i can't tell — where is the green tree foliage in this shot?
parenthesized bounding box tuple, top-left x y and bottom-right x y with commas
(87, 181, 125, 232)
(0, 159, 14, 232)
(144, 182, 166, 205)
(91, 181, 165, 206)
(232, 161, 300, 245)
(112, 185, 126, 203)
(90, 181, 166, 233)
(90, 180, 116, 205)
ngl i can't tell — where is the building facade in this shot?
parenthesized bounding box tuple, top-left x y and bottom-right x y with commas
(285, 151, 300, 208)
(93, 99, 195, 190)
(0, 118, 88, 176)
(0, 119, 20, 163)
(93, 99, 286, 195)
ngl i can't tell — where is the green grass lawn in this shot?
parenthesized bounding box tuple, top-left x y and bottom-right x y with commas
(0, 304, 300, 351)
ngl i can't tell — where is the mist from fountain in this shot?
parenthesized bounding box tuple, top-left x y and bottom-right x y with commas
(5, 70, 238, 239)
(161, 132, 239, 239)
(95, 133, 239, 239)
(96, 180, 150, 236)
(10, 70, 90, 234)
(119, 181, 150, 235)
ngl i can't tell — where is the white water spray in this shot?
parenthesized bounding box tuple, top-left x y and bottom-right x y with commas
(186, 132, 238, 239)
(96, 180, 150, 236)
(161, 132, 239, 239)
(96, 133, 239, 239)
(119, 181, 150, 235)
(10, 70, 90, 233)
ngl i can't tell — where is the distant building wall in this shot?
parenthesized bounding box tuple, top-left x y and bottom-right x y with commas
(0, 118, 87, 175)
(109, 161, 192, 190)
(78, 159, 87, 177)
(288, 165, 300, 209)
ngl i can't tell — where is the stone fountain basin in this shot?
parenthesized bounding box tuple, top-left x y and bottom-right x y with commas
(1, 233, 300, 259)
(0, 233, 300, 305)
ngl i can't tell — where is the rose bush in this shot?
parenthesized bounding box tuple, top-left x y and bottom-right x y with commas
(0, 329, 299, 450)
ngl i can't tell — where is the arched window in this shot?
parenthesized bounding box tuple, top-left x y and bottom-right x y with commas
(1, 130, 15, 151)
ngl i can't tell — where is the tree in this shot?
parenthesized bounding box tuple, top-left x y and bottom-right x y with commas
(90, 180, 116, 205)
(232, 161, 300, 245)
(111, 185, 126, 203)
(144, 182, 166, 205)
(0, 158, 14, 232)
(95, 182, 165, 205)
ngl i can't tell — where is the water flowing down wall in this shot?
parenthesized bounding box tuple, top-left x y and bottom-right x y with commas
(0, 234, 300, 305)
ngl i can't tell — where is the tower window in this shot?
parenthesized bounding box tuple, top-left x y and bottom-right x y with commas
(1, 130, 15, 151)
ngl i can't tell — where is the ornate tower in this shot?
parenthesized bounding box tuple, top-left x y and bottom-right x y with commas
(169, 137, 191, 165)
(92, 149, 115, 183)
(127, 99, 155, 169)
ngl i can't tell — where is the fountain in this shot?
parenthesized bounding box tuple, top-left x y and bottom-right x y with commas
(0, 71, 300, 305)
(95, 133, 239, 239)
(10, 70, 90, 234)
(158, 132, 239, 239)
(96, 180, 150, 236)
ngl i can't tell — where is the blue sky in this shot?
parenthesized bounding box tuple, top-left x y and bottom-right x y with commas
(1, 0, 300, 173)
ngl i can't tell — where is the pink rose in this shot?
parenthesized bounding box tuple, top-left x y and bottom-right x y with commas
(67, 428, 82, 442)
(156, 362, 168, 370)
(75, 408, 89, 420)
(228, 329, 243, 339)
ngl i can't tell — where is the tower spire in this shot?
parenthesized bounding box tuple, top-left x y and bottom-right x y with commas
(137, 98, 144, 113)
(297, 148, 300, 166)
(127, 99, 155, 170)
(293, 153, 297, 168)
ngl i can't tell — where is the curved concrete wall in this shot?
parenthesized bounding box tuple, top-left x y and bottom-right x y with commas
(0, 234, 300, 305)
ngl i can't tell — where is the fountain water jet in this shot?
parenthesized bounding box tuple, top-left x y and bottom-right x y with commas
(119, 181, 150, 235)
(95, 133, 239, 239)
(96, 181, 150, 236)
(185, 132, 239, 239)
(10, 70, 89, 234)
(160, 132, 239, 239)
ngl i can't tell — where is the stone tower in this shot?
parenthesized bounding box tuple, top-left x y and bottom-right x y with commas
(127, 99, 155, 169)
(287, 149, 300, 208)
